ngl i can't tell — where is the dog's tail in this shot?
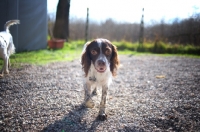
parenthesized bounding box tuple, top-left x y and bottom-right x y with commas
(4, 20, 20, 33)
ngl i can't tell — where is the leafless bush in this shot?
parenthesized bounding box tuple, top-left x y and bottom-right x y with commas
(145, 13, 200, 45)
(48, 13, 200, 45)
(69, 18, 140, 42)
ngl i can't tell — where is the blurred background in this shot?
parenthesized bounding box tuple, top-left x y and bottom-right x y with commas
(48, 0, 200, 46)
(1, 0, 199, 54)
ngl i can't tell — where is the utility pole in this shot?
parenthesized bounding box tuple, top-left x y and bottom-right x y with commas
(85, 8, 89, 42)
(139, 8, 144, 45)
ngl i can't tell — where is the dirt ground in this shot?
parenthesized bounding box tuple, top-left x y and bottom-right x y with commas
(0, 55, 200, 132)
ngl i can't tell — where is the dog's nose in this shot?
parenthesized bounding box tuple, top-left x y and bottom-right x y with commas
(97, 60, 105, 66)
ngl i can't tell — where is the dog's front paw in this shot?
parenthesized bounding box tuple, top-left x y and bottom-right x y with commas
(4, 70, 9, 74)
(98, 113, 107, 121)
(85, 99, 95, 108)
(0, 74, 3, 78)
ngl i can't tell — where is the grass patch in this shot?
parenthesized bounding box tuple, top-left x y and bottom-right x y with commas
(0, 41, 84, 68)
(119, 49, 200, 58)
(114, 40, 200, 56)
(113, 40, 137, 51)
(1, 40, 199, 68)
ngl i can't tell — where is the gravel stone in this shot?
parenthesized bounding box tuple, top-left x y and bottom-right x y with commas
(0, 55, 200, 131)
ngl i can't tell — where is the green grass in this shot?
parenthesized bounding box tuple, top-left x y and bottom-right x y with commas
(0, 41, 84, 68)
(119, 49, 200, 58)
(11, 49, 81, 65)
(0, 40, 199, 68)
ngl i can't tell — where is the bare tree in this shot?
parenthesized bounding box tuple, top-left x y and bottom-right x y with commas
(53, 0, 70, 41)
(68, 12, 200, 45)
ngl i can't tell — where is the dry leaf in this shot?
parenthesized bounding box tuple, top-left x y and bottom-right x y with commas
(156, 75, 165, 78)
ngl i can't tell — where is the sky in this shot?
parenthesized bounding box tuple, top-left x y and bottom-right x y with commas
(47, 0, 200, 24)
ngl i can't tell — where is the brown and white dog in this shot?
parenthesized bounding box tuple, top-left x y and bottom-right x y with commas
(0, 20, 20, 77)
(81, 38, 120, 120)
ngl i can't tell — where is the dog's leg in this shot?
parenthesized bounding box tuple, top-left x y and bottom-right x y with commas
(0, 48, 4, 76)
(8, 58, 10, 68)
(98, 85, 108, 121)
(92, 87, 97, 95)
(0, 61, 3, 76)
(0, 66, 3, 77)
(3, 55, 9, 74)
(84, 83, 95, 108)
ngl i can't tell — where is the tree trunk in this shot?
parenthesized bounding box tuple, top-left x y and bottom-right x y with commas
(53, 0, 70, 41)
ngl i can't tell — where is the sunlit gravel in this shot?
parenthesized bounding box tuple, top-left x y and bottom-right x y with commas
(0, 55, 200, 131)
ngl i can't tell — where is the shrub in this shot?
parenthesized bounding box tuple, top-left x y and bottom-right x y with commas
(113, 40, 137, 51)
(137, 44, 145, 52)
(65, 40, 85, 50)
(152, 41, 167, 53)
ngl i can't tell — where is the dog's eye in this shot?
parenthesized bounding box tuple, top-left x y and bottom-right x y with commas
(91, 50, 97, 55)
(105, 49, 111, 56)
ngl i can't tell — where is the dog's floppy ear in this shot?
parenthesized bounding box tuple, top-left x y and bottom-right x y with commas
(81, 42, 91, 77)
(110, 43, 120, 76)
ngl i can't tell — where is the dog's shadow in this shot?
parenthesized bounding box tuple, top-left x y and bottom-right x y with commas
(42, 104, 102, 132)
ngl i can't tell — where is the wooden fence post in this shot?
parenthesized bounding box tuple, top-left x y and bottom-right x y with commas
(85, 8, 89, 42)
(139, 8, 144, 45)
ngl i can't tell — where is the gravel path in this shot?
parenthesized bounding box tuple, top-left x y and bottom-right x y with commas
(0, 55, 200, 132)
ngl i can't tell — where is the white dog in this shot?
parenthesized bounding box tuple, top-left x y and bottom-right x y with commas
(0, 20, 20, 77)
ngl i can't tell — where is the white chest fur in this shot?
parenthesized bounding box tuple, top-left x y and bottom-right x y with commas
(85, 63, 112, 88)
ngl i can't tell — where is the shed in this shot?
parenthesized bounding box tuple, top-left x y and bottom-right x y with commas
(0, 0, 47, 52)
